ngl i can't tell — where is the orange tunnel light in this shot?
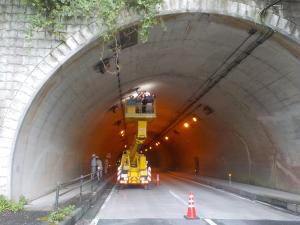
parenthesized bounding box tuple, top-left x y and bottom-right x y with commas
(192, 117, 197, 122)
(120, 130, 125, 136)
(165, 136, 169, 140)
(183, 122, 189, 128)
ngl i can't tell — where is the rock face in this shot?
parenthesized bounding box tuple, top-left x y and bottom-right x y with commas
(1, 0, 300, 200)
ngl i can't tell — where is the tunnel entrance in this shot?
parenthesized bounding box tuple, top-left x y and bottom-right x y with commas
(11, 13, 300, 200)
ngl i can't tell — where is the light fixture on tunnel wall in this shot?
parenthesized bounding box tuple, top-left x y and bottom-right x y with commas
(120, 130, 125, 136)
(183, 122, 189, 128)
(164, 136, 169, 141)
(149, 146, 152, 150)
(203, 105, 214, 115)
(145, 149, 148, 152)
(124, 145, 127, 148)
(118, 25, 138, 49)
(109, 105, 118, 113)
(173, 130, 180, 135)
(192, 117, 197, 122)
(94, 57, 110, 74)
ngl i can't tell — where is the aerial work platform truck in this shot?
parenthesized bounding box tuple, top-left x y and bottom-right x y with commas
(117, 93, 156, 188)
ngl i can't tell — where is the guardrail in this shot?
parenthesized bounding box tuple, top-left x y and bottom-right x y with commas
(54, 172, 99, 210)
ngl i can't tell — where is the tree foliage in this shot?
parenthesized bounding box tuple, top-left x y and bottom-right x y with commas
(22, 0, 163, 42)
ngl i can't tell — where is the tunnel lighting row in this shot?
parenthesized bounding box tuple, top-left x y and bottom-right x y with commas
(183, 117, 197, 128)
(120, 117, 198, 152)
(141, 116, 198, 153)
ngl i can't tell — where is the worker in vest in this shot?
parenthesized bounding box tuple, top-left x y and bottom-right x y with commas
(104, 158, 109, 175)
(97, 157, 103, 180)
(91, 154, 97, 179)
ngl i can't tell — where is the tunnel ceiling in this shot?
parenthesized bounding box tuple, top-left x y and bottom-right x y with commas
(12, 13, 300, 200)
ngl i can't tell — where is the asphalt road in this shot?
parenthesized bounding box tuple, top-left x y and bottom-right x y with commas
(87, 173, 300, 225)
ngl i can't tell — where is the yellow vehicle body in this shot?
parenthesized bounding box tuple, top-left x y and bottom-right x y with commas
(117, 98, 156, 187)
(119, 149, 148, 184)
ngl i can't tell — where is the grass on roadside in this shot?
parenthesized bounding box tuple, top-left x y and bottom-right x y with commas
(0, 195, 28, 213)
(47, 205, 75, 224)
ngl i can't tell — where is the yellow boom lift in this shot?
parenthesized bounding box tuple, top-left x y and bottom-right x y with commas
(117, 95, 156, 188)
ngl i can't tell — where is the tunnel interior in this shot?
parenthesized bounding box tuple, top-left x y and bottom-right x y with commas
(12, 13, 300, 200)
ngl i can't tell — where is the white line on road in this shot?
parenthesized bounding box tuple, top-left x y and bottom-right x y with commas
(169, 174, 254, 203)
(204, 218, 218, 225)
(169, 190, 187, 205)
(89, 185, 116, 225)
(172, 173, 292, 213)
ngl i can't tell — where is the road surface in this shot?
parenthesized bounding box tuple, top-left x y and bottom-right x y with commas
(86, 173, 300, 225)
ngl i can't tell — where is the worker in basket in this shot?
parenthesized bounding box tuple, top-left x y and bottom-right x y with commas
(126, 91, 154, 113)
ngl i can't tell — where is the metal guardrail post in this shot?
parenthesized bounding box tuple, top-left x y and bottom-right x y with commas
(79, 175, 83, 203)
(91, 173, 94, 192)
(54, 182, 60, 210)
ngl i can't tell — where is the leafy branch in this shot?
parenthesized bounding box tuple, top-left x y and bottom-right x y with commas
(22, 0, 163, 42)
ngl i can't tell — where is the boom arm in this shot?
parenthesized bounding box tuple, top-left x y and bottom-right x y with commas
(118, 97, 156, 185)
(129, 138, 143, 163)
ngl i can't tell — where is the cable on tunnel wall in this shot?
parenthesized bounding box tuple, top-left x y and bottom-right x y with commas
(147, 26, 274, 148)
(260, 0, 282, 25)
(114, 47, 128, 145)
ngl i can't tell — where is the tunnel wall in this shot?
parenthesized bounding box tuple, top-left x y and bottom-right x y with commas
(1, 0, 300, 199)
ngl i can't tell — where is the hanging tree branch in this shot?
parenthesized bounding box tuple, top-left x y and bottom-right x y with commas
(22, 0, 163, 43)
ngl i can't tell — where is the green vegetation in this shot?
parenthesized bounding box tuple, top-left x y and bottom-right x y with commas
(22, 0, 163, 42)
(0, 195, 28, 213)
(47, 205, 75, 224)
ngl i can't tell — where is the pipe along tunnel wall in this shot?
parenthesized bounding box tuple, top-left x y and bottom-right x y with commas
(1, 1, 300, 200)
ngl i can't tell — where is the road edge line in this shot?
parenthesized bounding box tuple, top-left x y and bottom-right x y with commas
(89, 185, 116, 225)
(204, 218, 218, 225)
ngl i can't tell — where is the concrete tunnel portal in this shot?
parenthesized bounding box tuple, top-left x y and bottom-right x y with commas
(10, 13, 300, 201)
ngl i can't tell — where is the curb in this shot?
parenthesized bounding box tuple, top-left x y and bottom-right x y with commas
(58, 177, 112, 225)
(169, 172, 300, 215)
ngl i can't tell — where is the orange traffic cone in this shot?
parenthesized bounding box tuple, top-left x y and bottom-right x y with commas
(184, 192, 199, 220)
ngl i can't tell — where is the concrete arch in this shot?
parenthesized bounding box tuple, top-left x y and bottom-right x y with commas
(1, 0, 300, 199)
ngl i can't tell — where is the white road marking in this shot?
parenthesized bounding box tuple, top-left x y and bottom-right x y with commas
(204, 218, 218, 225)
(171, 173, 299, 214)
(169, 174, 300, 220)
(169, 174, 254, 203)
(169, 190, 186, 205)
(89, 185, 116, 225)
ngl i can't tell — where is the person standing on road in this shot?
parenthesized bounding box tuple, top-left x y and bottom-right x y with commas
(194, 156, 200, 176)
(91, 154, 97, 179)
(97, 157, 103, 180)
(104, 158, 109, 175)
